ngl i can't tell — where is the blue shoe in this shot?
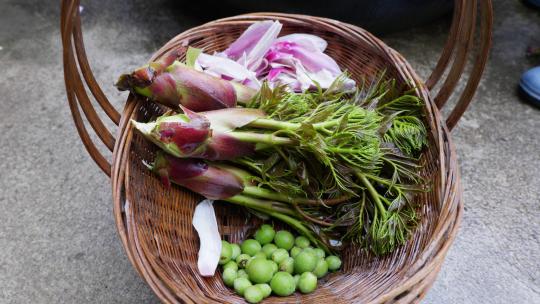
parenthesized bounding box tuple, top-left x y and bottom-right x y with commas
(519, 66, 540, 107)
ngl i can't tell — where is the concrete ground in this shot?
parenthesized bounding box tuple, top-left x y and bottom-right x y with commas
(0, 0, 538, 303)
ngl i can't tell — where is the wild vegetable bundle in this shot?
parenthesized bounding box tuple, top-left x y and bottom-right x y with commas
(124, 64, 427, 255)
(117, 20, 428, 256)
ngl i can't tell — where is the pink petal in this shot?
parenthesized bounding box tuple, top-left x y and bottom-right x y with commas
(271, 41, 341, 75)
(223, 20, 281, 61)
(265, 50, 294, 64)
(244, 21, 282, 70)
(267, 67, 294, 82)
(196, 53, 258, 86)
(254, 58, 269, 77)
(275, 33, 327, 52)
(268, 71, 302, 91)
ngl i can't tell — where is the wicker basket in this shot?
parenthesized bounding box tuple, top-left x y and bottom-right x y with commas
(61, 1, 492, 303)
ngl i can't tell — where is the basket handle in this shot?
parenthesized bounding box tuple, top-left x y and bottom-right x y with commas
(426, 0, 493, 130)
(61, 0, 120, 176)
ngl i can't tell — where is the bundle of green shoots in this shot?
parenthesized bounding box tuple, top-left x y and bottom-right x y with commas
(123, 60, 428, 256)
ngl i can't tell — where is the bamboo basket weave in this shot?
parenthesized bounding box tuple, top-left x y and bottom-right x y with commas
(61, 0, 493, 302)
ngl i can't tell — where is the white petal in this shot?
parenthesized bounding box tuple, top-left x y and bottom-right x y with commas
(192, 199, 221, 277)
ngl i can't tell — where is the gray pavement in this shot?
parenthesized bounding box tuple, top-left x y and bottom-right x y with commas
(0, 0, 538, 303)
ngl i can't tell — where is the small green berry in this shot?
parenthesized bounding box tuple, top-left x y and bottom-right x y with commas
(325, 255, 342, 271)
(260, 224, 273, 231)
(302, 247, 314, 254)
(219, 240, 232, 265)
(244, 285, 264, 303)
(295, 236, 310, 248)
(293, 274, 300, 288)
(262, 243, 278, 259)
(246, 258, 274, 283)
(271, 248, 289, 264)
(290, 246, 302, 258)
(254, 225, 276, 245)
(230, 243, 241, 260)
(241, 239, 262, 256)
(237, 269, 248, 279)
(297, 272, 317, 294)
(270, 272, 295, 296)
(236, 254, 251, 268)
(234, 277, 252, 296)
(255, 283, 272, 298)
(253, 251, 267, 260)
(222, 268, 237, 287)
(270, 260, 278, 274)
(294, 250, 318, 274)
(313, 258, 328, 278)
(313, 248, 326, 259)
(274, 230, 294, 250)
(279, 257, 294, 274)
(223, 261, 238, 272)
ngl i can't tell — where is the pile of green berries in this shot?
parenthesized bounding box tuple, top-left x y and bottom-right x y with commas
(218, 224, 342, 303)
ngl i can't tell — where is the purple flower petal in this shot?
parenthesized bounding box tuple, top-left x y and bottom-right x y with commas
(207, 20, 355, 92)
(265, 50, 294, 65)
(254, 58, 269, 77)
(244, 21, 282, 70)
(223, 20, 282, 68)
(196, 53, 259, 88)
(270, 41, 341, 75)
(275, 33, 327, 52)
(223, 21, 275, 59)
(267, 67, 294, 82)
(268, 71, 302, 91)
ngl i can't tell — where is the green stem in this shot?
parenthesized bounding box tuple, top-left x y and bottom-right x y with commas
(242, 186, 351, 206)
(318, 127, 333, 136)
(243, 186, 291, 202)
(233, 159, 262, 174)
(268, 211, 330, 254)
(225, 194, 296, 217)
(248, 118, 298, 130)
(224, 194, 329, 252)
(364, 174, 424, 192)
(356, 172, 388, 219)
(228, 131, 294, 146)
(248, 118, 341, 132)
(313, 119, 340, 129)
(327, 147, 366, 154)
